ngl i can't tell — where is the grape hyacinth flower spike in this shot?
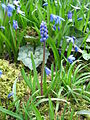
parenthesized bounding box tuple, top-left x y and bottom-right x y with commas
(40, 21, 48, 42)
(40, 21, 48, 95)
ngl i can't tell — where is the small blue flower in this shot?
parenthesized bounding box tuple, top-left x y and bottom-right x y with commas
(53, 25, 56, 30)
(0, 26, 5, 30)
(68, 55, 75, 64)
(66, 36, 75, 44)
(50, 14, 65, 31)
(45, 67, 51, 75)
(13, 20, 18, 30)
(50, 14, 56, 22)
(7, 11, 12, 17)
(68, 11, 72, 19)
(1, 3, 15, 17)
(0, 70, 2, 77)
(7, 4, 15, 12)
(74, 45, 78, 52)
(40, 21, 48, 42)
(43, 3, 48, 6)
(8, 92, 14, 98)
(58, 26, 60, 31)
(77, 17, 83, 21)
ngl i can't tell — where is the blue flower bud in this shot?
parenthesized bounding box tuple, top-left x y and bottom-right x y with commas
(45, 67, 51, 75)
(13, 20, 18, 30)
(43, 3, 48, 7)
(0, 70, 2, 77)
(53, 25, 56, 30)
(68, 11, 72, 19)
(8, 92, 14, 98)
(58, 26, 60, 31)
(74, 46, 78, 52)
(77, 17, 83, 21)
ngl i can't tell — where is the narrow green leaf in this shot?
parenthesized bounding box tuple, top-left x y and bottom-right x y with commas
(31, 102, 42, 120)
(49, 97, 54, 120)
(0, 106, 23, 120)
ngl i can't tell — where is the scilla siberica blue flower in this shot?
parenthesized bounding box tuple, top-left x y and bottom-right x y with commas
(45, 67, 51, 75)
(1, 3, 15, 17)
(40, 21, 48, 42)
(68, 55, 75, 64)
(68, 11, 72, 22)
(0, 70, 2, 77)
(65, 36, 75, 44)
(50, 14, 65, 31)
(68, 11, 72, 19)
(13, 20, 18, 30)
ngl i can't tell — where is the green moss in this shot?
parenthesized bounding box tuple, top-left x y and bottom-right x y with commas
(0, 59, 28, 102)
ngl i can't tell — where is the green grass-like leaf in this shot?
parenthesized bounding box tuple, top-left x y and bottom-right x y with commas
(31, 102, 42, 120)
(0, 106, 23, 120)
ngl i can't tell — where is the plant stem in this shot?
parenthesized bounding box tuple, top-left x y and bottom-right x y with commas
(41, 41, 45, 96)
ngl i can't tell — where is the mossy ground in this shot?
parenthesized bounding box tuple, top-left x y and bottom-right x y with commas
(0, 59, 28, 107)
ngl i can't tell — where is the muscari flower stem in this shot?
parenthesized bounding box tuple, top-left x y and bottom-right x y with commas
(41, 41, 45, 96)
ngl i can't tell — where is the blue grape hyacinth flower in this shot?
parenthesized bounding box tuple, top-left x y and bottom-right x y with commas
(45, 67, 51, 75)
(40, 21, 48, 42)
(13, 20, 18, 30)
(0, 70, 2, 77)
(68, 55, 75, 64)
